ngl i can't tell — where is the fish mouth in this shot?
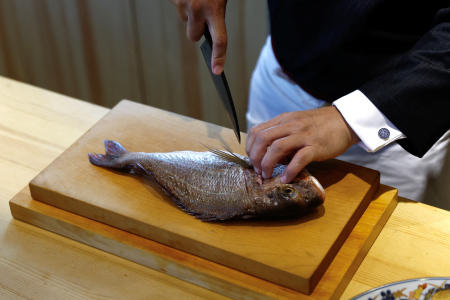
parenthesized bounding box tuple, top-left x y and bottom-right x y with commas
(308, 175, 325, 206)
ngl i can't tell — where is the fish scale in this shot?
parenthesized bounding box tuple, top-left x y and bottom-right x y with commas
(138, 152, 251, 219)
(88, 140, 325, 221)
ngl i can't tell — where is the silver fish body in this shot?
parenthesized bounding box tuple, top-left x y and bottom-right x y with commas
(88, 140, 325, 221)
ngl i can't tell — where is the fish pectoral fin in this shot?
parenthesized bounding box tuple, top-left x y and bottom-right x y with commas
(130, 162, 151, 176)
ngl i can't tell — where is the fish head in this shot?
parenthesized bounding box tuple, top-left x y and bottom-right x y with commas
(257, 167, 325, 217)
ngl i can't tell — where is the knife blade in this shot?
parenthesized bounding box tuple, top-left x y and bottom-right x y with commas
(200, 28, 241, 143)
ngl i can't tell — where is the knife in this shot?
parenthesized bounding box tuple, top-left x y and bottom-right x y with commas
(200, 27, 241, 143)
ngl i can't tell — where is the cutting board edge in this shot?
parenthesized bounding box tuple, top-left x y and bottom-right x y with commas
(329, 187, 398, 299)
(9, 185, 398, 300)
(28, 181, 312, 293)
(25, 100, 383, 294)
(119, 99, 246, 137)
(310, 170, 380, 290)
(10, 187, 304, 299)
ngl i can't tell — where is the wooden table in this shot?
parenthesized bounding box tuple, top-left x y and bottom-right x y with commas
(1, 75, 449, 299)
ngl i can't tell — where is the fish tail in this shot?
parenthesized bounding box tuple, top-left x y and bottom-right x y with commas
(104, 140, 128, 157)
(88, 140, 130, 169)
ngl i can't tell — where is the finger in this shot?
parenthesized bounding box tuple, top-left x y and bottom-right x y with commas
(207, 13, 227, 74)
(281, 147, 314, 183)
(260, 136, 298, 179)
(248, 125, 291, 174)
(186, 13, 205, 41)
(246, 112, 294, 158)
(174, 2, 188, 22)
(246, 117, 282, 155)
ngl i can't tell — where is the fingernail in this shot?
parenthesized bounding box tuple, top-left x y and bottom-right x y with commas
(262, 171, 267, 179)
(213, 65, 222, 74)
(281, 175, 288, 183)
(254, 167, 260, 174)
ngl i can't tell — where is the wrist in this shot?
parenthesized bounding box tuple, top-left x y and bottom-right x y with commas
(332, 106, 359, 147)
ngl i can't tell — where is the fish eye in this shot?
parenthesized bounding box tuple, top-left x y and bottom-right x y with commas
(282, 186, 295, 195)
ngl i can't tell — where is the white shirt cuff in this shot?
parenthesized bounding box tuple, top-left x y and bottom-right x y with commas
(332, 90, 406, 152)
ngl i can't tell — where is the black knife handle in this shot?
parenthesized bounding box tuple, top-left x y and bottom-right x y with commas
(203, 25, 213, 48)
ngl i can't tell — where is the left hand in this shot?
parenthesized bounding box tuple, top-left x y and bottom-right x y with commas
(246, 106, 359, 183)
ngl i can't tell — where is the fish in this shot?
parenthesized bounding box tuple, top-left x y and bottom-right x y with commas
(88, 140, 325, 221)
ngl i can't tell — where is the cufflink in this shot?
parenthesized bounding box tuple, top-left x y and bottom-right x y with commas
(378, 128, 390, 140)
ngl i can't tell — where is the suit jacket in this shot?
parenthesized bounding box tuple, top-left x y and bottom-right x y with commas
(268, 0, 450, 157)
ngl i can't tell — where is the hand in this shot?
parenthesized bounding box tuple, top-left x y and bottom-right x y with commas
(246, 106, 359, 183)
(169, 0, 227, 74)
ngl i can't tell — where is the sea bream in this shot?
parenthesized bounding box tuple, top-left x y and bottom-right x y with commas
(88, 140, 325, 221)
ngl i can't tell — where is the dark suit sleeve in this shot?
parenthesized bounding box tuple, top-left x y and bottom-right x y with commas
(359, 7, 450, 157)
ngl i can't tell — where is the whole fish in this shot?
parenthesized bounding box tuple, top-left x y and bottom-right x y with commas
(88, 140, 325, 221)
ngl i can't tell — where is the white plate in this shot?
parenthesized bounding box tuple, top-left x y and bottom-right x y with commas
(351, 277, 450, 300)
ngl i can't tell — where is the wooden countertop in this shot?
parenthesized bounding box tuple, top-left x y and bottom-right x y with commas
(1, 75, 449, 299)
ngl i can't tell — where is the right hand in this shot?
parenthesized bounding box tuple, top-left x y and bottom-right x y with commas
(169, 0, 228, 74)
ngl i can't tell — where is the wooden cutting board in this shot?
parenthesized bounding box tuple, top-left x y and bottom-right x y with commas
(29, 100, 380, 294)
(10, 185, 398, 300)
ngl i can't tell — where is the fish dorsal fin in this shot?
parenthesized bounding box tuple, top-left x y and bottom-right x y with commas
(202, 144, 251, 168)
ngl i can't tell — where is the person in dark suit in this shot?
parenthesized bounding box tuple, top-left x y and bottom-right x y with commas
(170, 0, 450, 201)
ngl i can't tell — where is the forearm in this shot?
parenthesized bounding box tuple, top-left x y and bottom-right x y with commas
(358, 6, 450, 156)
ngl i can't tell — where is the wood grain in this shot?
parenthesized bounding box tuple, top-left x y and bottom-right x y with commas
(341, 200, 450, 299)
(29, 99, 380, 293)
(0, 76, 227, 299)
(10, 185, 397, 299)
(1, 75, 449, 299)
